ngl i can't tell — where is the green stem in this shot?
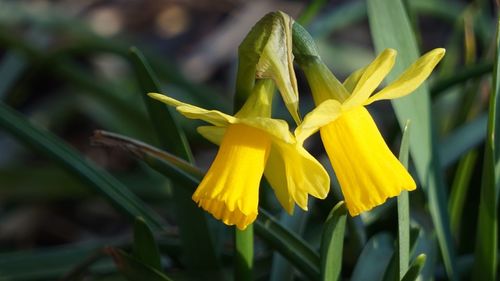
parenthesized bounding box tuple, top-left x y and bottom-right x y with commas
(235, 225, 254, 281)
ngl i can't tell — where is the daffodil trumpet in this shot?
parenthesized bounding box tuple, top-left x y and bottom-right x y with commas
(295, 48, 445, 216)
(149, 80, 329, 230)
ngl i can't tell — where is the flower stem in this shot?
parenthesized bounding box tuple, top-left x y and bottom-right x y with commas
(235, 225, 254, 281)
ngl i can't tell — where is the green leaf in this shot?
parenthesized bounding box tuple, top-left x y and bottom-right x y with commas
(129, 47, 193, 162)
(132, 217, 162, 271)
(398, 120, 411, 279)
(320, 201, 347, 281)
(129, 47, 220, 270)
(0, 102, 165, 230)
(255, 211, 321, 280)
(383, 120, 418, 280)
(92, 130, 321, 280)
(351, 233, 394, 281)
(270, 209, 309, 281)
(401, 254, 427, 281)
(108, 248, 173, 281)
(0, 241, 113, 280)
(382, 226, 422, 281)
(472, 18, 500, 281)
(367, 1, 457, 279)
(448, 151, 478, 235)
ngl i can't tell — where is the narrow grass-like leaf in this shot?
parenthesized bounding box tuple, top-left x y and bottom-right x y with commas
(320, 201, 347, 281)
(398, 120, 411, 279)
(351, 233, 394, 281)
(401, 254, 427, 281)
(132, 217, 162, 271)
(0, 242, 113, 280)
(367, 1, 457, 279)
(448, 151, 478, 235)
(0, 102, 165, 230)
(472, 18, 500, 281)
(129, 47, 220, 270)
(270, 209, 308, 281)
(92, 130, 321, 280)
(108, 248, 173, 281)
(255, 211, 320, 280)
(381, 253, 399, 281)
(129, 47, 193, 161)
(381, 226, 422, 281)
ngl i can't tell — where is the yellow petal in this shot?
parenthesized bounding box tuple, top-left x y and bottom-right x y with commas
(343, 65, 367, 93)
(192, 124, 271, 230)
(197, 118, 294, 147)
(320, 106, 416, 216)
(264, 142, 330, 212)
(342, 49, 396, 108)
(148, 93, 235, 126)
(365, 48, 445, 105)
(295, 99, 342, 145)
(240, 117, 294, 144)
(264, 146, 295, 213)
(197, 126, 226, 145)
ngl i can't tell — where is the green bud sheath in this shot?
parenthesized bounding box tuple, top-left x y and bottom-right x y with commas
(235, 11, 300, 124)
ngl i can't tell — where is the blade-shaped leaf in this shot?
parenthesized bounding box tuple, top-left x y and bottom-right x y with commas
(401, 254, 427, 281)
(0, 241, 112, 280)
(0, 102, 165, 230)
(108, 248, 173, 281)
(255, 211, 321, 280)
(367, 1, 457, 279)
(132, 217, 162, 271)
(320, 201, 347, 281)
(398, 120, 411, 279)
(270, 209, 309, 281)
(129, 47, 220, 270)
(472, 18, 500, 281)
(448, 151, 478, 235)
(351, 233, 394, 281)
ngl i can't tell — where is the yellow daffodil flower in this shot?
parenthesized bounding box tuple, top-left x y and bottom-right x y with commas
(296, 48, 445, 216)
(149, 80, 329, 230)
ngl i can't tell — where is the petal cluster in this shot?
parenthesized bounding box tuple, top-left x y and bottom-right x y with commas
(149, 81, 330, 229)
(320, 106, 415, 215)
(193, 124, 270, 229)
(298, 48, 445, 215)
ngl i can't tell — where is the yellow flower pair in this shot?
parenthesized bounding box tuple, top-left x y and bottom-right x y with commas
(149, 48, 445, 229)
